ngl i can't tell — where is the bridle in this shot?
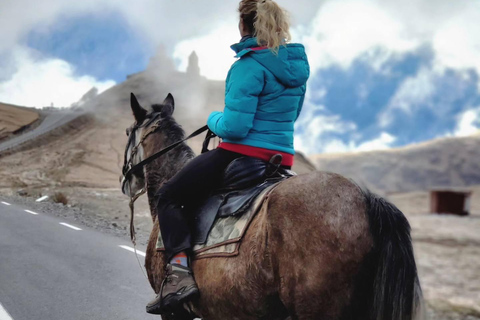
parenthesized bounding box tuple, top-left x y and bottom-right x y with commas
(121, 113, 212, 244)
(122, 113, 163, 183)
(122, 118, 210, 186)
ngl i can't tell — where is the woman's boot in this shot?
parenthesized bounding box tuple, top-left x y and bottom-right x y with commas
(146, 263, 199, 314)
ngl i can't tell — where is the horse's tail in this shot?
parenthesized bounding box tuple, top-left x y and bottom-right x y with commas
(361, 190, 425, 320)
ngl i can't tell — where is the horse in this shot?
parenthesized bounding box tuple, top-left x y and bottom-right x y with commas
(121, 92, 424, 320)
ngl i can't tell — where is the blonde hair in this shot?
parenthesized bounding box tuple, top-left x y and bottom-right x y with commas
(239, 0, 291, 53)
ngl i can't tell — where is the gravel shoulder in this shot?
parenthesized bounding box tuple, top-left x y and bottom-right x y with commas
(0, 187, 153, 246)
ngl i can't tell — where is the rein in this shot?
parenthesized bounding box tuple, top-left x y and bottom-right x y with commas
(123, 124, 209, 182)
(121, 109, 215, 290)
(122, 115, 213, 245)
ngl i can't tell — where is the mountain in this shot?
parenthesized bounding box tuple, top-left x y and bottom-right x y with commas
(311, 133, 480, 193)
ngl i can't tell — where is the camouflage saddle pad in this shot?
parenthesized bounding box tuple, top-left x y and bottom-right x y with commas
(156, 183, 279, 259)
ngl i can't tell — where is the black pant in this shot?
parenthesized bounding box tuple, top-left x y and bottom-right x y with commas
(156, 148, 243, 260)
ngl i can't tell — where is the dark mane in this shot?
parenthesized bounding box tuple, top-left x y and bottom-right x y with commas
(143, 108, 195, 213)
(148, 102, 187, 143)
(153, 115, 186, 143)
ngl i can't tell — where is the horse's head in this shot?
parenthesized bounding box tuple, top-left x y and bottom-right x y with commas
(121, 92, 175, 197)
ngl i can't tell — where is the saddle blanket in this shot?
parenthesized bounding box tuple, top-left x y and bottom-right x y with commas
(156, 183, 278, 259)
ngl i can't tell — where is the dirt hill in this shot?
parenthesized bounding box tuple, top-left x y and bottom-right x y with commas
(311, 133, 480, 193)
(0, 51, 315, 192)
(0, 102, 39, 141)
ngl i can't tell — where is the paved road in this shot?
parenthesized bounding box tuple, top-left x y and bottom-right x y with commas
(0, 200, 157, 320)
(0, 111, 84, 153)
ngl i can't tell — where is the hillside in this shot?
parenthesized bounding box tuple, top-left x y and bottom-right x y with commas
(311, 133, 480, 193)
(0, 102, 39, 141)
(0, 51, 315, 191)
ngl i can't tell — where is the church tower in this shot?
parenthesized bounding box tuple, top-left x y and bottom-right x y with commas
(186, 51, 200, 77)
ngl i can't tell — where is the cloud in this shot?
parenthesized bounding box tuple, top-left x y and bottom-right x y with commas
(296, 126, 396, 154)
(377, 61, 480, 142)
(389, 68, 436, 113)
(454, 108, 480, 137)
(379, 67, 436, 127)
(297, 0, 480, 81)
(173, 23, 238, 80)
(0, 47, 114, 108)
(0, 0, 322, 106)
(0, 0, 321, 83)
(432, 3, 480, 76)
(3, 0, 479, 82)
(294, 97, 357, 154)
(295, 117, 396, 153)
(321, 132, 396, 153)
(171, 0, 323, 80)
(298, 0, 418, 75)
(356, 132, 396, 151)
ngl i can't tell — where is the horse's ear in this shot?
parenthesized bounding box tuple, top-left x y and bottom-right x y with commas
(161, 93, 175, 117)
(130, 92, 147, 122)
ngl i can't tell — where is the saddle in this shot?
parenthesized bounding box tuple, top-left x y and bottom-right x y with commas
(156, 155, 295, 258)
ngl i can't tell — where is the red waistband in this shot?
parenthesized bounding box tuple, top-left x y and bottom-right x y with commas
(218, 143, 294, 166)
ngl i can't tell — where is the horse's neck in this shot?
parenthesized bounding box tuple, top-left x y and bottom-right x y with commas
(144, 144, 195, 219)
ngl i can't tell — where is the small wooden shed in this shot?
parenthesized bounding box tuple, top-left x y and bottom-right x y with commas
(430, 188, 472, 216)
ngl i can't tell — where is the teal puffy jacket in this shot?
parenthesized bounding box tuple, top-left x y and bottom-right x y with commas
(207, 37, 310, 154)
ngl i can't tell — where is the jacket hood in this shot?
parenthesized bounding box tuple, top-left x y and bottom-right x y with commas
(231, 37, 310, 88)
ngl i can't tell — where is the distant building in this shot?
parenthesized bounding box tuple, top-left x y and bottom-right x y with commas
(187, 51, 200, 78)
(430, 189, 472, 216)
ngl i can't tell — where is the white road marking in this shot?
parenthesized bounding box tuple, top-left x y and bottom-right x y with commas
(0, 302, 14, 320)
(36, 195, 49, 202)
(119, 245, 146, 257)
(59, 223, 82, 231)
(1, 202, 11, 206)
(24, 210, 38, 215)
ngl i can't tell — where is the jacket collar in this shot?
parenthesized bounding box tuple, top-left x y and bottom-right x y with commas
(231, 37, 268, 58)
(231, 38, 261, 53)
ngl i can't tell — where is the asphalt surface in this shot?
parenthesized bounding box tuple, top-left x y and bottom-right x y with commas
(0, 111, 84, 153)
(0, 199, 158, 320)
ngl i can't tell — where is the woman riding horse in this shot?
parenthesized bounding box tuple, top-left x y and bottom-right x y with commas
(146, 0, 309, 314)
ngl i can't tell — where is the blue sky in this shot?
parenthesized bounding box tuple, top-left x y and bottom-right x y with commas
(26, 12, 152, 82)
(295, 47, 480, 151)
(0, 0, 479, 155)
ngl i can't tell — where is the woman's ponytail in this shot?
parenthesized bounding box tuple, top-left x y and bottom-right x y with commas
(239, 0, 291, 54)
